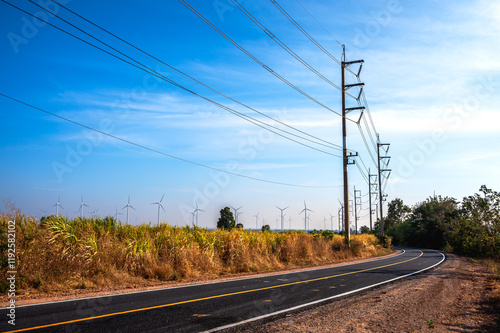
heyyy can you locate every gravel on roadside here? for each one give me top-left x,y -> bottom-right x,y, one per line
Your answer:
236,254 -> 499,333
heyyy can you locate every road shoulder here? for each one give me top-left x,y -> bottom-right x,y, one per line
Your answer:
237,254 -> 499,332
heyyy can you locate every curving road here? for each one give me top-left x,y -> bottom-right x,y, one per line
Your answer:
0,248 -> 444,333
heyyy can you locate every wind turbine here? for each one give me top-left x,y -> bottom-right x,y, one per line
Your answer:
122,196 -> 135,224
253,212 -> 260,230
236,210 -> 244,225
78,195 -> 89,218
193,203 -> 204,227
323,216 -> 328,230
288,216 -> 292,229
329,213 -> 335,231
151,194 -> 165,224
338,207 -> 343,232
53,195 -> 63,216
230,206 -> 242,224
276,206 -> 289,231
114,207 -> 122,220
91,209 -> 99,219
299,201 -> 313,232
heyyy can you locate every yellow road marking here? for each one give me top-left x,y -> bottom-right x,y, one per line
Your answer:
2,251 -> 423,333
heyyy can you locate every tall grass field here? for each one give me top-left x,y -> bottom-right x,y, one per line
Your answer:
1,209 -> 390,296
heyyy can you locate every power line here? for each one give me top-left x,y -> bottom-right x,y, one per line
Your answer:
362,113 -> 377,151
270,0 -> 341,65
229,0 -> 347,94
0,93 -> 343,189
293,0 -> 343,48
179,0 -> 357,123
356,154 -> 371,177
5,0 -> 344,158
356,120 -> 377,165
354,161 -> 369,185
46,0 -> 344,152
270,0 -> 356,77
355,74 -> 378,137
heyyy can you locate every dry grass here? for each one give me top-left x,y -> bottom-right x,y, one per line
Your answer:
483,258 -> 500,302
0,211 -> 390,296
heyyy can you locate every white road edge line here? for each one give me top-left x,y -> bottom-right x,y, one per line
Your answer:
204,249 -> 445,333
6,249 -> 406,309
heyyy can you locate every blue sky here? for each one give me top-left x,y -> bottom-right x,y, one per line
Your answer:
1,0 -> 499,230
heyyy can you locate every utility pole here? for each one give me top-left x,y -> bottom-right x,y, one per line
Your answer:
368,170 -> 378,232
341,45 -> 364,245
349,199 -> 354,234
354,187 -> 362,235
377,135 -> 391,235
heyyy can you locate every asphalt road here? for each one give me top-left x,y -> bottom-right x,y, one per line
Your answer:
0,248 -> 444,333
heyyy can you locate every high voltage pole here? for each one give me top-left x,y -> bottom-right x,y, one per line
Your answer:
377,135 -> 391,235
368,170 -> 378,232
341,45 -> 363,245
354,186 -> 362,235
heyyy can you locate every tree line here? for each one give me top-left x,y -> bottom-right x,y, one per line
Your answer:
376,186 -> 500,259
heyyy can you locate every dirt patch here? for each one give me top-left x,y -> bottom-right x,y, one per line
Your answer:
237,254 -> 499,332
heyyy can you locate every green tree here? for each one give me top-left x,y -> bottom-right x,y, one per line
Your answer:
217,207 -> 235,230
446,186 -> 500,258
408,196 -> 457,249
375,198 -> 411,235
261,224 -> 270,232
385,198 -> 411,230
360,225 -> 370,234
